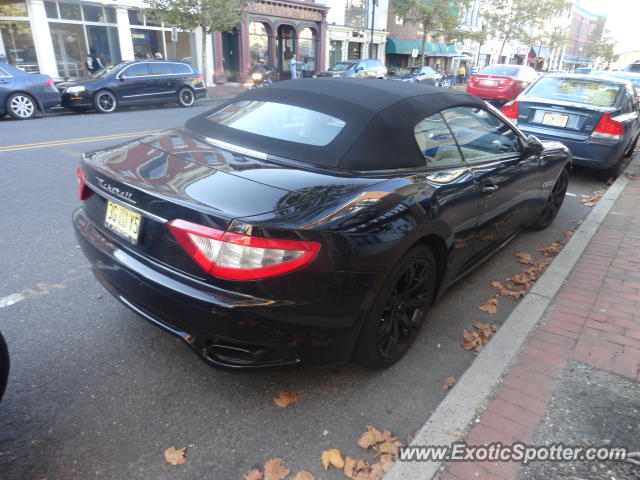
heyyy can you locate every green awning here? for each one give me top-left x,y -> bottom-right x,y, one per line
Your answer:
386,38 -> 459,56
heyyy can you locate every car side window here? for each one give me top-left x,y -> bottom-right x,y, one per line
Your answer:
172,63 -> 192,75
414,113 -> 464,166
149,62 -> 172,75
442,107 -> 522,162
123,63 -> 150,77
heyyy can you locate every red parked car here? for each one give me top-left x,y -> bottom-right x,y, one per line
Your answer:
466,64 -> 538,103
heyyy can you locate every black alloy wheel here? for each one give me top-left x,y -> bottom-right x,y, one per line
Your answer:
7,92 -> 36,120
531,168 -> 568,230
355,245 -> 437,368
94,90 -> 117,113
177,87 -> 195,107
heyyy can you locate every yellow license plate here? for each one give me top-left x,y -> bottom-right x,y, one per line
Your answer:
105,201 -> 142,243
542,112 -> 569,128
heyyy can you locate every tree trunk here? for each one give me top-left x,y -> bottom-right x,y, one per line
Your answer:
498,34 -> 509,62
201,26 -> 208,86
420,21 -> 428,67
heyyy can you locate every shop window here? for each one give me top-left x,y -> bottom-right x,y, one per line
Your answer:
59,3 -> 81,21
128,9 -> 143,26
0,1 -> 28,17
82,5 -> 104,23
297,28 -> 316,72
44,1 -> 59,19
86,25 -> 121,69
249,22 -> 269,65
163,30 -> 196,62
0,20 -> 39,72
105,7 -> 116,24
131,28 -> 165,59
329,40 -> 342,67
50,22 -> 85,78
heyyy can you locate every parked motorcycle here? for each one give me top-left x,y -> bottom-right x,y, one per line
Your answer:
250,63 -> 273,89
440,74 -> 453,88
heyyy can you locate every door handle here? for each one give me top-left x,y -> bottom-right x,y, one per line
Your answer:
481,185 -> 499,194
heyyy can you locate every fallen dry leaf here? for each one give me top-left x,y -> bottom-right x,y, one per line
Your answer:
244,469 -> 264,480
344,456 -> 357,478
378,453 -> 395,473
357,426 -> 380,449
449,431 -> 463,440
461,323 -> 498,352
321,448 -> 345,471
264,458 -> 290,480
478,297 -> 498,314
377,438 -> 401,457
290,470 -> 315,480
163,446 -> 186,466
272,391 -> 300,408
515,252 -> 534,264
581,190 -> 604,207
442,376 -> 456,390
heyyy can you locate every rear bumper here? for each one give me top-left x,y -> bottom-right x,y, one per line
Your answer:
466,85 -> 519,102
72,208 -> 375,369
519,125 -> 625,169
39,89 -> 61,110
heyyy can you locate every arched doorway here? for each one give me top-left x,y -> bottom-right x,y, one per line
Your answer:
248,21 -> 271,67
297,27 -> 317,77
277,24 -> 296,79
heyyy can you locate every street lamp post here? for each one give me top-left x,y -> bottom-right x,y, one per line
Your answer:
369,0 -> 377,59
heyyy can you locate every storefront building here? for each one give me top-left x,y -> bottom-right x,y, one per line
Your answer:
0,0 -> 196,80
324,0 -> 388,69
210,0 -> 328,84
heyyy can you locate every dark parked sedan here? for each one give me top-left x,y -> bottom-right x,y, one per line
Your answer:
501,74 -> 640,176
73,79 -> 570,370
390,66 -> 442,85
0,62 -> 60,120
59,59 -> 206,113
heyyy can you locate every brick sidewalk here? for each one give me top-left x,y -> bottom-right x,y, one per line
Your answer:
441,171 -> 640,480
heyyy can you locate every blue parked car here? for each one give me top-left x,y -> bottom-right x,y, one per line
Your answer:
0,62 -> 60,120
500,74 -> 640,177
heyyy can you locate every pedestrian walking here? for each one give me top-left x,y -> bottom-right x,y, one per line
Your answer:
457,64 -> 466,84
290,54 -> 298,80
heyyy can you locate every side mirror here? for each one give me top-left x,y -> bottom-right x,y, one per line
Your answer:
118,74 -> 126,81
524,135 -> 544,155
356,66 -> 364,72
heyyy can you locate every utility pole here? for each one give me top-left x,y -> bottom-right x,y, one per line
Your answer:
369,0 -> 377,59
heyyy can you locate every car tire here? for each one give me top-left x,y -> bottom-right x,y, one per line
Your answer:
354,245 -> 437,369
177,87 -> 196,107
441,79 -> 451,88
94,90 -> 117,114
0,332 -> 8,403
530,168 -> 568,231
6,92 -> 36,120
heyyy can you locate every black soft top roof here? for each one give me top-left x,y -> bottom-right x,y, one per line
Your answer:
185,77 -> 487,171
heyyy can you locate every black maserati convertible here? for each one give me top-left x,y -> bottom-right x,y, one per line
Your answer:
73,78 -> 571,369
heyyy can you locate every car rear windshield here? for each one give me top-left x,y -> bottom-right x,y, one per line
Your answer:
526,77 -> 622,107
208,101 -> 346,146
479,65 -> 520,76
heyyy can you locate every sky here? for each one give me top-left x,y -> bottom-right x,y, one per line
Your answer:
576,0 -> 640,54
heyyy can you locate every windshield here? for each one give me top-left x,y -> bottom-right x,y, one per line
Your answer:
208,101 -> 346,146
526,77 -> 622,107
480,65 -> 520,76
91,63 -> 125,79
329,62 -> 355,72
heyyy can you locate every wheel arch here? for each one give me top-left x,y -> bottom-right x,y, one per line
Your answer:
6,90 -> 42,111
413,233 -> 448,302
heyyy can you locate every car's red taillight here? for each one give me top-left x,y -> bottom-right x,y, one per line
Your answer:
45,77 -> 55,87
167,219 -> 321,280
500,101 -> 519,121
76,166 -> 93,200
592,113 -> 624,140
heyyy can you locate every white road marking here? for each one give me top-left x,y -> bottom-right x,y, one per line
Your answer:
566,192 -> 578,197
0,293 -> 26,308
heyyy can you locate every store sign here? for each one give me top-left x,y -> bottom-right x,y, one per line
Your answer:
131,31 -> 150,42
249,2 -> 323,21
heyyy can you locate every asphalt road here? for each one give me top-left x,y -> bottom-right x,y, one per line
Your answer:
0,103 -> 609,480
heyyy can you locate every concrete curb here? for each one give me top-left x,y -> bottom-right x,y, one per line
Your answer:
385,155 -> 639,480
